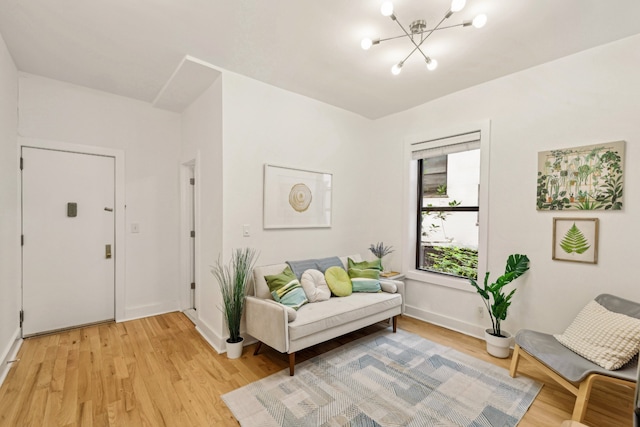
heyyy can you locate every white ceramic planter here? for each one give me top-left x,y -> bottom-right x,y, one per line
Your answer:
484,329 -> 512,358
226,337 -> 244,359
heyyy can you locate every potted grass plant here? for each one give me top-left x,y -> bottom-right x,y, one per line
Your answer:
469,254 -> 530,358
211,247 -> 258,359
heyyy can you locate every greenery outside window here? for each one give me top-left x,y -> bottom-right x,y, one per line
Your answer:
414,135 -> 480,280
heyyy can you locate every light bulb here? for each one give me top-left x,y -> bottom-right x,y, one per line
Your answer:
380,1 -> 394,17
450,0 -> 466,12
361,38 -> 373,50
426,58 -> 438,71
391,63 -> 402,75
472,14 -> 487,28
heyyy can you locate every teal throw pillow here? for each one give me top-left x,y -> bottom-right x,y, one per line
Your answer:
324,266 -> 352,297
348,258 -> 382,293
264,266 -> 308,310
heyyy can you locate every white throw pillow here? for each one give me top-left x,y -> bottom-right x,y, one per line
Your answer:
300,269 -> 331,302
554,300 -> 640,370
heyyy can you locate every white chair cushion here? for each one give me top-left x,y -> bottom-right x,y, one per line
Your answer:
300,269 -> 331,302
554,300 -> 640,370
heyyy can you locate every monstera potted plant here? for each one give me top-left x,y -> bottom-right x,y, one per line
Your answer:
211,248 -> 258,359
469,254 -> 530,358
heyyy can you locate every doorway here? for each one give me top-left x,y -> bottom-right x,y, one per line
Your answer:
181,160 -> 198,323
21,147 -> 116,336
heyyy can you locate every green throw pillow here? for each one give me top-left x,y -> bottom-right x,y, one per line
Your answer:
324,266 -> 352,297
264,266 -> 308,310
348,258 -> 382,293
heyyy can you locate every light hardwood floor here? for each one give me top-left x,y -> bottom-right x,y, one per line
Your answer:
0,312 -> 633,426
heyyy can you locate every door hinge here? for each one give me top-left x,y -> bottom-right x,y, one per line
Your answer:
19,157 -> 23,170
190,178 -> 195,185
191,282 -> 196,290
19,310 -> 24,327
21,235 -> 24,246
190,230 -> 195,238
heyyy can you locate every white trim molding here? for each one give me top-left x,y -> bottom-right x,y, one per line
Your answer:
402,120 -> 491,290
0,328 -> 22,387
18,137 -> 127,323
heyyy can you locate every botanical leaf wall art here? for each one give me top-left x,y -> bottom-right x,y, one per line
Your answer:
553,218 -> 599,264
559,223 -> 591,255
537,141 -> 624,210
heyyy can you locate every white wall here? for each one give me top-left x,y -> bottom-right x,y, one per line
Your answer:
8,29 -> 639,359
0,31 -> 20,383
374,34 -> 640,337
180,75 -> 225,347
221,72 -> 377,263
18,74 -> 183,320
183,71 -> 381,350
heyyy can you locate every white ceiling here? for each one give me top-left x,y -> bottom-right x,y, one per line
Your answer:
1,0 -> 639,119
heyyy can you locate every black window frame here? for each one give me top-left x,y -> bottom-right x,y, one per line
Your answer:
416,157 -> 480,275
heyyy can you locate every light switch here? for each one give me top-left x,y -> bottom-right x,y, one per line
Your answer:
243,224 -> 250,237
131,223 -> 140,233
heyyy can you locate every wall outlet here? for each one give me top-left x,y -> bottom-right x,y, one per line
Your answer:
477,306 -> 484,318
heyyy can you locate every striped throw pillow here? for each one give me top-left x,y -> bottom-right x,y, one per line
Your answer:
348,258 -> 382,293
264,266 -> 308,310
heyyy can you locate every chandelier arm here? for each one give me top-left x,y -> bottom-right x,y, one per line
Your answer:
412,13 -> 449,52
386,8 -> 455,63
377,22 -> 465,44
400,45 -> 421,64
391,15 -> 430,61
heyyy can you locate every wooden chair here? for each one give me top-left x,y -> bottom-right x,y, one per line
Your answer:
510,294 -> 639,423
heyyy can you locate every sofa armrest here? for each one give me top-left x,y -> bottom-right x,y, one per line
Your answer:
246,296 -> 289,353
380,279 -> 405,314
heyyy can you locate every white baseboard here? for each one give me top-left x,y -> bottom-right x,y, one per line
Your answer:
195,320 -> 225,354
404,304 -> 485,339
120,301 -> 181,323
0,328 -> 23,387
195,321 -> 258,355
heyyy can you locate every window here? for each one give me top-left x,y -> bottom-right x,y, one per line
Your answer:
422,155 -> 447,197
413,132 -> 480,280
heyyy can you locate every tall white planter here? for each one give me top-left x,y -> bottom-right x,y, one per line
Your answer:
484,329 -> 512,358
226,337 -> 244,359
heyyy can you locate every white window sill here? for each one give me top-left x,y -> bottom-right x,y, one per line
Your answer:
405,269 -> 475,293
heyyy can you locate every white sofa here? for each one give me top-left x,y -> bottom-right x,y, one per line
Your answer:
246,255 -> 404,375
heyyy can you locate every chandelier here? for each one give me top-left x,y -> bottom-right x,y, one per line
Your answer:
361,0 -> 487,75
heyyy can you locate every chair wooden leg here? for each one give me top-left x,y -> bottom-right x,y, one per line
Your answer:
253,341 -> 262,356
572,375 -> 596,422
392,316 -> 397,333
289,353 -> 296,376
509,344 -> 522,378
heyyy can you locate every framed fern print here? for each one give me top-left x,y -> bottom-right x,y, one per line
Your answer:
552,218 -> 599,264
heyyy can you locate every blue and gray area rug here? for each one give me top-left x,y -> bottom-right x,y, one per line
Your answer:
223,329 -> 541,426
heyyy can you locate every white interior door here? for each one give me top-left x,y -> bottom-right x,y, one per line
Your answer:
22,147 -> 115,336
188,165 -> 196,310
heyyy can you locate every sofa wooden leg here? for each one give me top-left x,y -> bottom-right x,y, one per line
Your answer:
392,316 -> 397,333
253,341 -> 262,356
509,344 -> 522,378
289,353 -> 296,376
